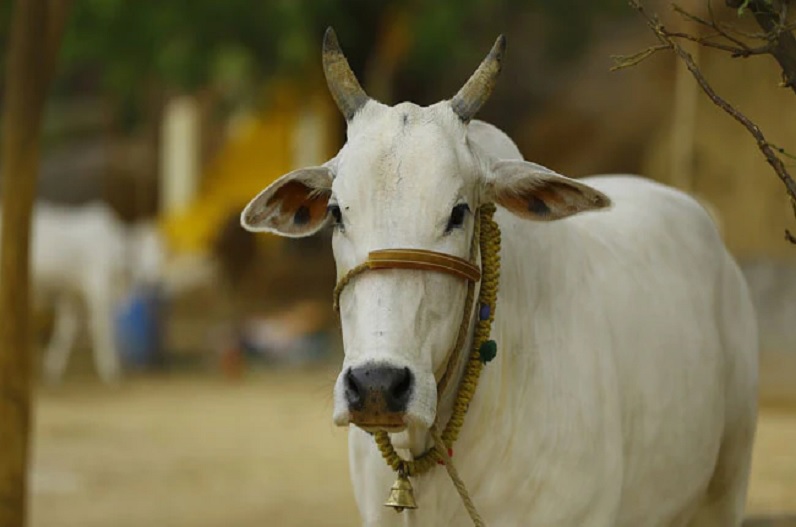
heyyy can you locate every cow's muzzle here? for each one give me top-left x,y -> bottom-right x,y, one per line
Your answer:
344,364 -> 413,431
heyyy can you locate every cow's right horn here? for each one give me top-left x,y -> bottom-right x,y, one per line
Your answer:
450,35 -> 506,123
322,27 -> 370,121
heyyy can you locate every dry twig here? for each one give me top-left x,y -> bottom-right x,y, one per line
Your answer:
618,0 -> 796,244
674,3 -> 751,47
611,44 -> 670,69
662,29 -> 772,55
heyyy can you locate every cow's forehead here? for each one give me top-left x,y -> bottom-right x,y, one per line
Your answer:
333,102 -> 479,207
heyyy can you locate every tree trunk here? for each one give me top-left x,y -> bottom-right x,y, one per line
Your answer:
0,1 -> 71,525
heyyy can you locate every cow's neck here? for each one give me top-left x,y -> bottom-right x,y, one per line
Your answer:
458,212 -> 571,434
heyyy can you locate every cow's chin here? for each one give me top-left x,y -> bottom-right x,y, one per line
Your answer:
356,422 -> 408,434
348,406 -> 407,432
332,408 -> 434,432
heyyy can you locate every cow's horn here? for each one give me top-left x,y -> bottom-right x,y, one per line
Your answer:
450,35 -> 506,123
322,27 -> 370,121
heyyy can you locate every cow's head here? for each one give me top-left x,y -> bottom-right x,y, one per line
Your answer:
241,29 -> 609,436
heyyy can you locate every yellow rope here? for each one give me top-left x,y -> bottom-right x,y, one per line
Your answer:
373,203 -> 501,477
430,426 -> 486,527
332,262 -> 369,312
435,210 -> 481,395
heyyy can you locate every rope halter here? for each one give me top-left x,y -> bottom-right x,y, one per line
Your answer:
332,204 -> 502,525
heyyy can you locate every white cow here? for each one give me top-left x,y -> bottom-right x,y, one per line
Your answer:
24,202 -> 128,384
241,30 -> 758,527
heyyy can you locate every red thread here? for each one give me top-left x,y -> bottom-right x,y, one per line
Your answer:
437,448 -> 454,465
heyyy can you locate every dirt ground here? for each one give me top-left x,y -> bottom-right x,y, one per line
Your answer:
30,355 -> 796,527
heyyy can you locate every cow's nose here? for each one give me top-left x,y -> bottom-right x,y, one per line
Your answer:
345,365 -> 413,413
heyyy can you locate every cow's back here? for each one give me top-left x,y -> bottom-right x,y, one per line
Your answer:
32,202 -> 127,293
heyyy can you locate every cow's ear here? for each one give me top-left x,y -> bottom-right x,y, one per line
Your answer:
241,166 -> 333,237
484,160 -> 611,221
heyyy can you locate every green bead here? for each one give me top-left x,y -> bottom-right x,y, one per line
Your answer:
479,340 -> 497,364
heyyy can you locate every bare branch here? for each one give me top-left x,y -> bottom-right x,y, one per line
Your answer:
664,29 -> 773,56
627,0 -> 796,244
611,44 -> 670,70
674,2 -> 758,48
675,3 -> 740,42
669,2 -> 787,59
672,2 -> 715,28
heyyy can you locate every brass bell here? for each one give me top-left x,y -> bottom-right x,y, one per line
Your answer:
384,471 -> 418,512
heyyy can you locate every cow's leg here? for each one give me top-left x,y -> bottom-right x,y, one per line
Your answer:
687,260 -> 758,527
43,295 -> 79,384
86,284 -> 121,384
685,431 -> 753,527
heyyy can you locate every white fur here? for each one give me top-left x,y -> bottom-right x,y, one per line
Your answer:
7,202 -> 127,383
243,106 -> 758,526
4,202 -> 163,384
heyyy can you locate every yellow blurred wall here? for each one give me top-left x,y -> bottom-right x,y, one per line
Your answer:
161,81 -> 339,255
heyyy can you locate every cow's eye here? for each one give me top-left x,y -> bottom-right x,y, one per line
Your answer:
446,203 -> 470,232
328,204 -> 343,228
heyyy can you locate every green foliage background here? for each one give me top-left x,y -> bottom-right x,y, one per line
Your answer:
0,0 -> 626,127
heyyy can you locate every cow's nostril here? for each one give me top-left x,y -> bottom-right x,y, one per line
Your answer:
344,369 -> 364,410
387,367 -> 412,411
345,364 -> 414,415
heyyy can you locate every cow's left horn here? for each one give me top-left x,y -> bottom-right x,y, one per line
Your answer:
322,27 -> 370,121
450,35 -> 506,123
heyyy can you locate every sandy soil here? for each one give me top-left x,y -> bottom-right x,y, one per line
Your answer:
30,360 -> 796,527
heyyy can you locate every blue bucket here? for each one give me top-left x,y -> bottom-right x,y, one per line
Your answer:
114,286 -> 163,369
